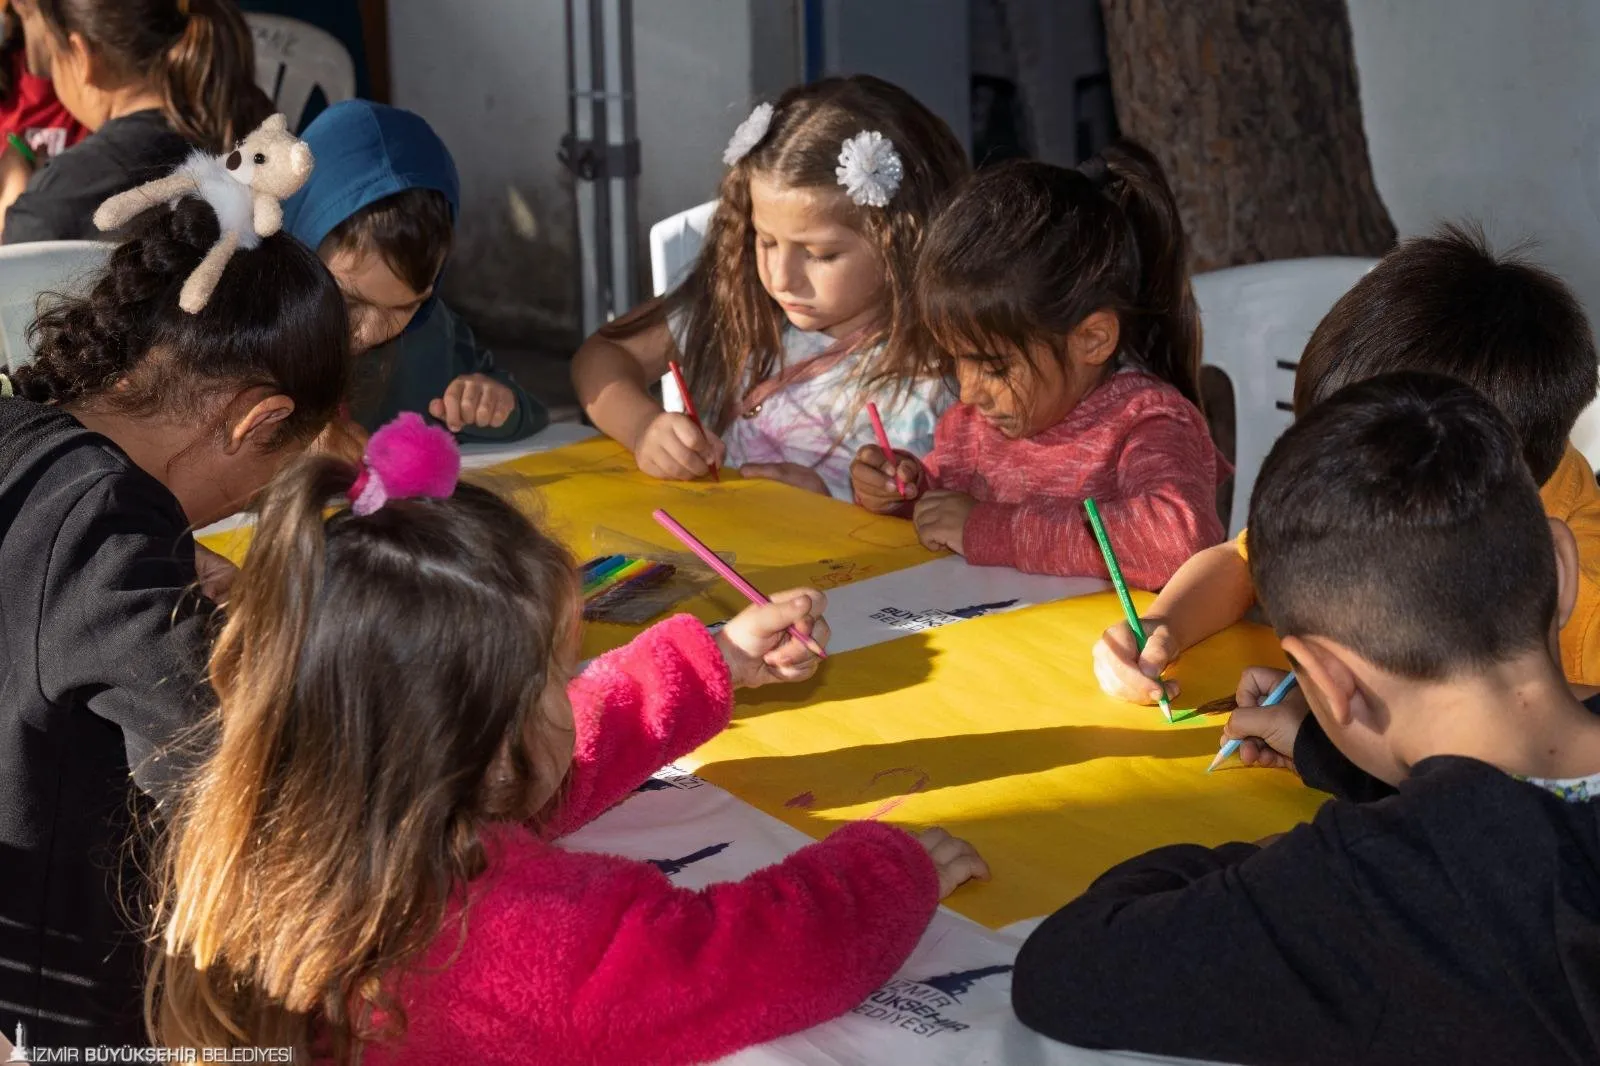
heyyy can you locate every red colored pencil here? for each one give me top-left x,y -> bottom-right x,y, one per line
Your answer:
653,508 -> 827,659
668,360 -> 719,482
866,402 -> 906,497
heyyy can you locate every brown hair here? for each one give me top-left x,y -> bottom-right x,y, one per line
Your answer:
605,74 -> 969,432
1293,223 -> 1598,485
31,0 -> 272,153
11,197 -> 348,449
320,187 -> 455,295
915,143 -> 1202,408
147,461 -> 577,1058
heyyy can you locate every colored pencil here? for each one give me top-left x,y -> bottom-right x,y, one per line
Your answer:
1083,498 -> 1173,721
652,508 -> 827,659
866,402 -> 906,497
668,360 -> 719,482
1206,672 -> 1300,773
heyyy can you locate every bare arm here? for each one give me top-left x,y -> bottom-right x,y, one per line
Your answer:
570,299 -> 676,450
1146,540 -> 1257,651
571,300 -> 723,480
1093,540 -> 1256,704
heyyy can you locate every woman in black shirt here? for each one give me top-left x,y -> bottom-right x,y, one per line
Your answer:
3,0 -> 271,242
0,196 -> 346,1048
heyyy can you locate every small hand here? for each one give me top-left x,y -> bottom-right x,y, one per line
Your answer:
632,410 -> 725,481
915,827 -> 991,898
850,443 -> 922,513
740,462 -> 830,496
429,373 -> 517,432
194,544 -> 238,604
715,588 -> 829,688
1223,667 -> 1311,771
1092,620 -> 1180,704
912,490 -> 976,555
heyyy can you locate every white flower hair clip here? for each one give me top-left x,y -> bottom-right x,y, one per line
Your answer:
722,103 -> 773,166
835,130 -> 903,208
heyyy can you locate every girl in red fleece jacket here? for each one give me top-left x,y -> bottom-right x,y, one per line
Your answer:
852,143 -> 1226,588
146,417 -> 988,1065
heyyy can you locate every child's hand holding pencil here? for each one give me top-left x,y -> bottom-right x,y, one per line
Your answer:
717,589 -> 831,687
1218,667 -> 1310,771
850,443 -> 923,513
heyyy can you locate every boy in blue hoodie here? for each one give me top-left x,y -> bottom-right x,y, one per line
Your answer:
283,100 -> 546,441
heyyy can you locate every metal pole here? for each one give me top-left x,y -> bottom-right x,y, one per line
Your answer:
601,0 -> 638,319
565,0 -> 603,338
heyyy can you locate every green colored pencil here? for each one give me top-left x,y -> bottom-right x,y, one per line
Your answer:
1084,498 -> 1173,722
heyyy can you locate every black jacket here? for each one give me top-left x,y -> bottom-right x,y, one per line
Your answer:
1013,698 -> 1600,1065
0,400 -> 213,1047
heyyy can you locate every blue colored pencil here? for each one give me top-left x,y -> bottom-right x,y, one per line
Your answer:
1207,671 -> 1299,773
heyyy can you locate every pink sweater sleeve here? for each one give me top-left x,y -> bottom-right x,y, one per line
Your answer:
566,820 -> 940,1063
961,404 -> 1225,587
547,614 -> 734,837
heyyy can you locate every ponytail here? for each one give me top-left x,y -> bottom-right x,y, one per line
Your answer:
916,141 -> 1203,410
155,0 -> 273,153
35,0 -> 272,155
1097,141 -> 1202,408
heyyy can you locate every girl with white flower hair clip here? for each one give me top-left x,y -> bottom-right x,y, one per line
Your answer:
573,75 -> 967,499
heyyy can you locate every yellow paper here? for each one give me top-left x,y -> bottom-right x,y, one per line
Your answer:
684,590 -> 1326,929
201,438 -> 938,658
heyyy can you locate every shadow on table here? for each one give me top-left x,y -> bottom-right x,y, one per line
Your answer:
700,721 -> 1222,810
733,631 -> 940,714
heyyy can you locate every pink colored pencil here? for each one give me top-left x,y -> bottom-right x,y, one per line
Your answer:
866,402 -> 906,497
668,360 -> 719,482
652,508 -> 827,659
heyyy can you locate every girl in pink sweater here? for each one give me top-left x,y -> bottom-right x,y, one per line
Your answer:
851,143 -> 1226,588
146,416 -> 988,1064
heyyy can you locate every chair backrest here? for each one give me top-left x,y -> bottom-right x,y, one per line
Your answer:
245,13 -> 356,132
649,200 -> 717,413
1194,256 -> 1377,536
0,241 -> 111,370
1572,400 -> 1600,472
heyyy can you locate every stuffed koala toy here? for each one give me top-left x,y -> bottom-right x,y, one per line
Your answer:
94,114 -> 315,313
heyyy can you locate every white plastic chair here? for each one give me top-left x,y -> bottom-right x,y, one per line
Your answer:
0,240 -> 111,370
1571,401 -> 1600,471
648,200 -> 717,412
245,13 -> 357,132
1194,256 -> 1378,536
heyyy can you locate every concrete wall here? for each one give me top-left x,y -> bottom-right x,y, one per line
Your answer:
1348,0 -> 1600,325
387,0 -> 800,348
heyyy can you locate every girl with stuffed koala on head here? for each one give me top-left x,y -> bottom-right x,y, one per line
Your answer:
572,75 -> 968,499
0,132 -> 347,1047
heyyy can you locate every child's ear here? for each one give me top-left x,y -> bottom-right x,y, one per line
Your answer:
70,31 -> 106,90
1550,517 -> 1580,631
1069,309 -> 1120,368
1282,634 -> 1361,730
226,393 -> 296,454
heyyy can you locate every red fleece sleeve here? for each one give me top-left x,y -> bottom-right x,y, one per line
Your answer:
960,406 -> 1224,586
566,820 -> 940,1064
548,614 -> 733,836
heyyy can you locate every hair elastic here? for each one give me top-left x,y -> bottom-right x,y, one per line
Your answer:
1077,155 -> 1112,190
348,412 -> 461,516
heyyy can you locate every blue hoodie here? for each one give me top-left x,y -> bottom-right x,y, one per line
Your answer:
285,100 -> 545,441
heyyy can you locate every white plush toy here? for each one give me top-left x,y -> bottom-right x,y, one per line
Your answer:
93,114 -> 314,314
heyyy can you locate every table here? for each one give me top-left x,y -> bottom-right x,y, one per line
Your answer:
200,434 -> 1321,1066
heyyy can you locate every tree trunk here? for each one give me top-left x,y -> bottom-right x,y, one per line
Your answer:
1100,0 -> 1396,271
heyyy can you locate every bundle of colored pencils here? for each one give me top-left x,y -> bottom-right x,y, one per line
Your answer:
581,554 -> 676,620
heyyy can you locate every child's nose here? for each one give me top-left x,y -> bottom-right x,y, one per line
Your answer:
767,249 -> 799,295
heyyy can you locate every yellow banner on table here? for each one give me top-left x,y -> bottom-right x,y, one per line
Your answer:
201,438 -> 939,658
684,590 -> 1326,929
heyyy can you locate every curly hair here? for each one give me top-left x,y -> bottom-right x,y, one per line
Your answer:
10,197 -> 349,447
603,75 -> 969,432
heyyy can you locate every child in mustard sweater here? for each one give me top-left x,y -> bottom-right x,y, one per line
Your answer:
1094,225 -> 1600,702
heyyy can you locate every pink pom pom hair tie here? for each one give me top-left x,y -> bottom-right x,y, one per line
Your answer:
348,412 -> 461,516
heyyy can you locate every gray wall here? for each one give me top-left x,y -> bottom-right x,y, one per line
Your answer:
388,0 -> 801,346
1349,0 -> 1600,326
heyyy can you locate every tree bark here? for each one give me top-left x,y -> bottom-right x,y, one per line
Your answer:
1101,0 -> 1396,271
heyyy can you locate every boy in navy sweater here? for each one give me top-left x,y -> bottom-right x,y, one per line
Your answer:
1013,371 -> 1600,1066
